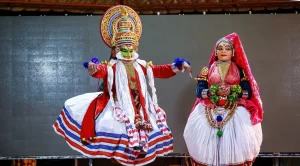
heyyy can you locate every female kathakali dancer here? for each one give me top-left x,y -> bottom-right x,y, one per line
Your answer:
184,33 -> 263,166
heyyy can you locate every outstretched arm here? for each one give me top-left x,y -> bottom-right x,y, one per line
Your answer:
83,57 -> 108,78
151,64 -> 176,78
90,63 -> 108,78
150,58 -> 192,79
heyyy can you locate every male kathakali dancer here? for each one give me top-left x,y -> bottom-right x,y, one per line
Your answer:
53,5 -> 192,166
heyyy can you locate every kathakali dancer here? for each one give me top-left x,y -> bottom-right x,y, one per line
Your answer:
184,33 -> 263,166
53,5 -> 192,166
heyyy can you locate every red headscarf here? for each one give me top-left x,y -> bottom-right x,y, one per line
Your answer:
208,32 -> 263,125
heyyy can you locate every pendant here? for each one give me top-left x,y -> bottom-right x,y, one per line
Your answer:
216,115 -> 223,122
131,76 -> 136,82
217,130 -> 223,137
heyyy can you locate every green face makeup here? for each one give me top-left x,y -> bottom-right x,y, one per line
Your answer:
120,45 -> 134,59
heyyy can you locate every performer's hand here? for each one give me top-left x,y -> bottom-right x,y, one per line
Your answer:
217,86 -> 230,97
223,88 -> 230,96
182,61 -> 192,78
88,62 -> 98,75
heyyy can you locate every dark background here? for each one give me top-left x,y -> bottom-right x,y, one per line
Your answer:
0,15 -> 300,156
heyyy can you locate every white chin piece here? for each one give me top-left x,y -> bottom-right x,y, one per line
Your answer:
116,51 -> 139,60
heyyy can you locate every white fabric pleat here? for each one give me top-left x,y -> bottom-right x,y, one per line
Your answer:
184,104 -> 262,166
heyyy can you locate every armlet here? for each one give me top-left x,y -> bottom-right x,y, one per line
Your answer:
195,66 -> 209,82
194,76 -> 208,82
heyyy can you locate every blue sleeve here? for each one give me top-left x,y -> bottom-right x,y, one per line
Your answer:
196,65 -> 210,99
196,80 -> 209,98
237,66 -> 252,99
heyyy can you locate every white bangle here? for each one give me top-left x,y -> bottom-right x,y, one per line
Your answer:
242,90 -> 249,99
201,89 -> 209,99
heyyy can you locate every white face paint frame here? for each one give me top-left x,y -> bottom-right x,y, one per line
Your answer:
116,51 -> 139,60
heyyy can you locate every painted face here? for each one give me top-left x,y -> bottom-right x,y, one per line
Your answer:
120,45 -> 134,59
216,41 -> 233,62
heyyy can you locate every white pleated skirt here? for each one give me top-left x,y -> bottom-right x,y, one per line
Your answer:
183,103 -> 262,166
53,92 -> 173,166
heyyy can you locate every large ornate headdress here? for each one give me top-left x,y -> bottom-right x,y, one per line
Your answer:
100,5 -> 142,50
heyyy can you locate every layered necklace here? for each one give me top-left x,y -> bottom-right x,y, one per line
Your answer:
205,103 -> 237,137
206,60 -> 237,137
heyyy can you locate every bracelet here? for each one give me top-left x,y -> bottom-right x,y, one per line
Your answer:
201,89 -> 209,99
242,90 -> 249,99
